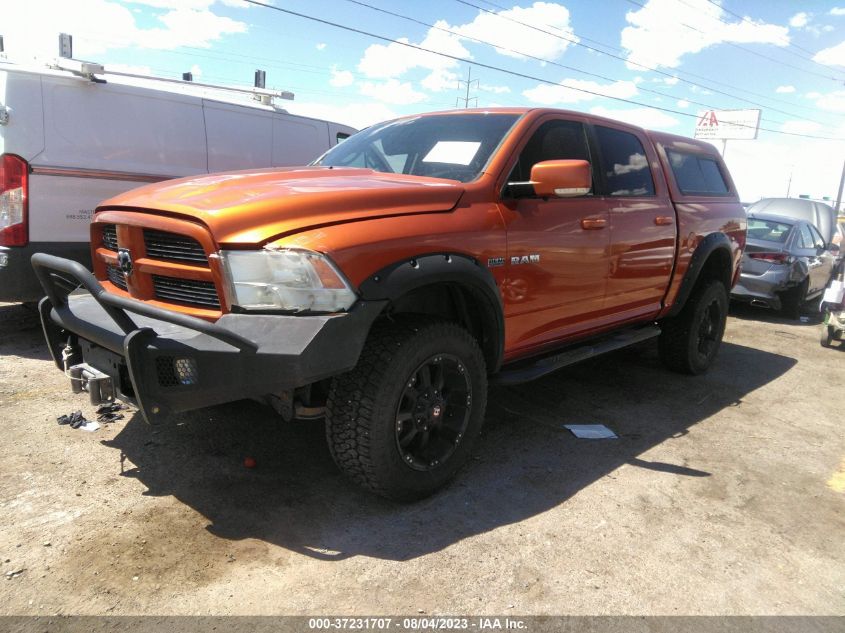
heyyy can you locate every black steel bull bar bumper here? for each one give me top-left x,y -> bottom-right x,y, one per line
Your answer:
32,253 -> 385,424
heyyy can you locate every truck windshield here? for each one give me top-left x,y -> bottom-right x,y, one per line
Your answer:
313,113 -> 520,183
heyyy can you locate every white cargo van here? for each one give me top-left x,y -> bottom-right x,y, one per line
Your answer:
0,60 -> 356,302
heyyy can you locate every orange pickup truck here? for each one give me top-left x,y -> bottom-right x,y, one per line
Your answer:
33,108 -> 746,500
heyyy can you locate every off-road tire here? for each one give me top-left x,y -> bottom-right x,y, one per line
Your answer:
659,280 -> 728,375
325,318 -> 487,501
780,277 -> 808,320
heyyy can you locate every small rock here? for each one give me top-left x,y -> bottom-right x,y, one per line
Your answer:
132,576 -> 139,581
43,541 -> 51,547
417,609 -> 425,614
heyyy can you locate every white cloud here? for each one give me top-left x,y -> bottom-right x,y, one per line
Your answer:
775,85 -> 796,93
359,79 -> 427,105
814,40 -> 845,66
780,120 -> 822,135
479,83 -> 511,94
357,21 -> 469,79
285,101 -> 399,131
621,0 -> 789,69
316,43 -> 327,51
589,106 -> 680,129
455,2 -> 579,61
676,99 -> 690,108
523,78 -> 638,105
420,69 -> 459,92
190,63 -> 202,79
789,12 -> 809,28
830,7 -> 845,16
1,0 -> 247,61
814,90 -> 845,113
329,67 -> 354,88
663,76 -> 680,85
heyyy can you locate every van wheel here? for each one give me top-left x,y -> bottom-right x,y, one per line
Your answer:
780,277 -> 808,320
325,318 -> 487,501
659,280 -> 728,375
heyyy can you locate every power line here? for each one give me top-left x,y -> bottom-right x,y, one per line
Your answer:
240,0 -> 844,140
701,0 -> 845,71
466,0 -> 841,114
623,0 -> 844,83
456,0 -> 842,124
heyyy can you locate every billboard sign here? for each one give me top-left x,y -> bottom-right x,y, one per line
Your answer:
694,109 -> 761,140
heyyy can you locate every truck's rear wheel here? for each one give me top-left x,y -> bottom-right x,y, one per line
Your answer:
326,318 -> 487,501
659,280 -> 728,375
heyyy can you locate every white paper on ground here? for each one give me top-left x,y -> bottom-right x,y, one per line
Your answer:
80,421 -> 101,432
422,141 -> 481,165
564,424 -> 618,439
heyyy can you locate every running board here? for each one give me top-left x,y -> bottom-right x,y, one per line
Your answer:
493,325 -> 661,386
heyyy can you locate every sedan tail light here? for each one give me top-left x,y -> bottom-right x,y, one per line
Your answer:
0,154 -> 29,247
748,252 -> 790,264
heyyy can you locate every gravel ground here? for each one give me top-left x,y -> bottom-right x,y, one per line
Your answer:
0,301 -> 842,616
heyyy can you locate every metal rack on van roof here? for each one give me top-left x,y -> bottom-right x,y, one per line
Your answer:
1,31 -> 295,108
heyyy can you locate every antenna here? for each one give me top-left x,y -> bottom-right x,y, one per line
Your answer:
456,66 -> 479,108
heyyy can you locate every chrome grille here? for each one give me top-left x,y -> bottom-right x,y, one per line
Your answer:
106,264 -> 127,291
144,230 -> 207,265
102,225 -> 118,251
152,275 -> 220,309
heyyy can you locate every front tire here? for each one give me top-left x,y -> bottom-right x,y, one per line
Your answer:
326,318 -> 488,501
659,280 -> 728,375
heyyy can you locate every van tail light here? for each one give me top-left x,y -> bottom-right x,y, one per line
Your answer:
0,154 -> 29,247
749,252 -> 789,264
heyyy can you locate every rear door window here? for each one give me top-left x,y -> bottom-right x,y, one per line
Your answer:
808,224 -> 826,249
666,150 -> 730,195
594,126 -> 655,196
798,224 -> 816,250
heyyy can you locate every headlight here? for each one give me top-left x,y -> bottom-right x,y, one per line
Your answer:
220,248 -> 357,312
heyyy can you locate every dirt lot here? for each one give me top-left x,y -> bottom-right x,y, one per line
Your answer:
0,301 -> 842,616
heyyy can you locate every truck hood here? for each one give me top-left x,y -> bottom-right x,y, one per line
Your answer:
97,167 -> 466,244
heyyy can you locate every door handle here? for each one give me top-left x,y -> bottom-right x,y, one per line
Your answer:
581,217 -> 607,230
654,216 -> 674,226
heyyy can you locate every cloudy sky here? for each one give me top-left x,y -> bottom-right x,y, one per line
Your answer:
3,0 -> 845,203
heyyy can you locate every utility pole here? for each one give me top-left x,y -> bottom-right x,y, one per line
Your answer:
456,66 -> 479,109
835,158 -> 845,215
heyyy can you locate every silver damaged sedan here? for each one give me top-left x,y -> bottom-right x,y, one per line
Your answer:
731,213 -> 839,318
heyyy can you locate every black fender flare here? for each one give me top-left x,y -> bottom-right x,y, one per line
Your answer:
358,253 -> 505,371
667,232 -> 734,317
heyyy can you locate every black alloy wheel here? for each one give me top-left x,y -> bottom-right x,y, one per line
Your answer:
395,354 -> 472,471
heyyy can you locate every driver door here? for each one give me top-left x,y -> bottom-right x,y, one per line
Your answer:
498,117 -> 611,356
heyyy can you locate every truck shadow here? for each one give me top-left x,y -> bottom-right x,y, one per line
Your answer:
103,340 -> 795,562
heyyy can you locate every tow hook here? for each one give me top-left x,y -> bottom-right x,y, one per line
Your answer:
68,364 -> 115,405
63,342 -> 114,405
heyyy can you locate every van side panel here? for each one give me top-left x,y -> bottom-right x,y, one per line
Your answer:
38,77 -> 207,176
0,70 -> 45,160
272,115 -> 332,166
204,101 -> 273,172
28,174 -> 166,243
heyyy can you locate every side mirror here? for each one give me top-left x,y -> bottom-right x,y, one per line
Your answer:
530,159 -> 591,198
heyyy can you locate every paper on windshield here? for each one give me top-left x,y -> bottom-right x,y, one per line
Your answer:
422,141 -> 481,166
